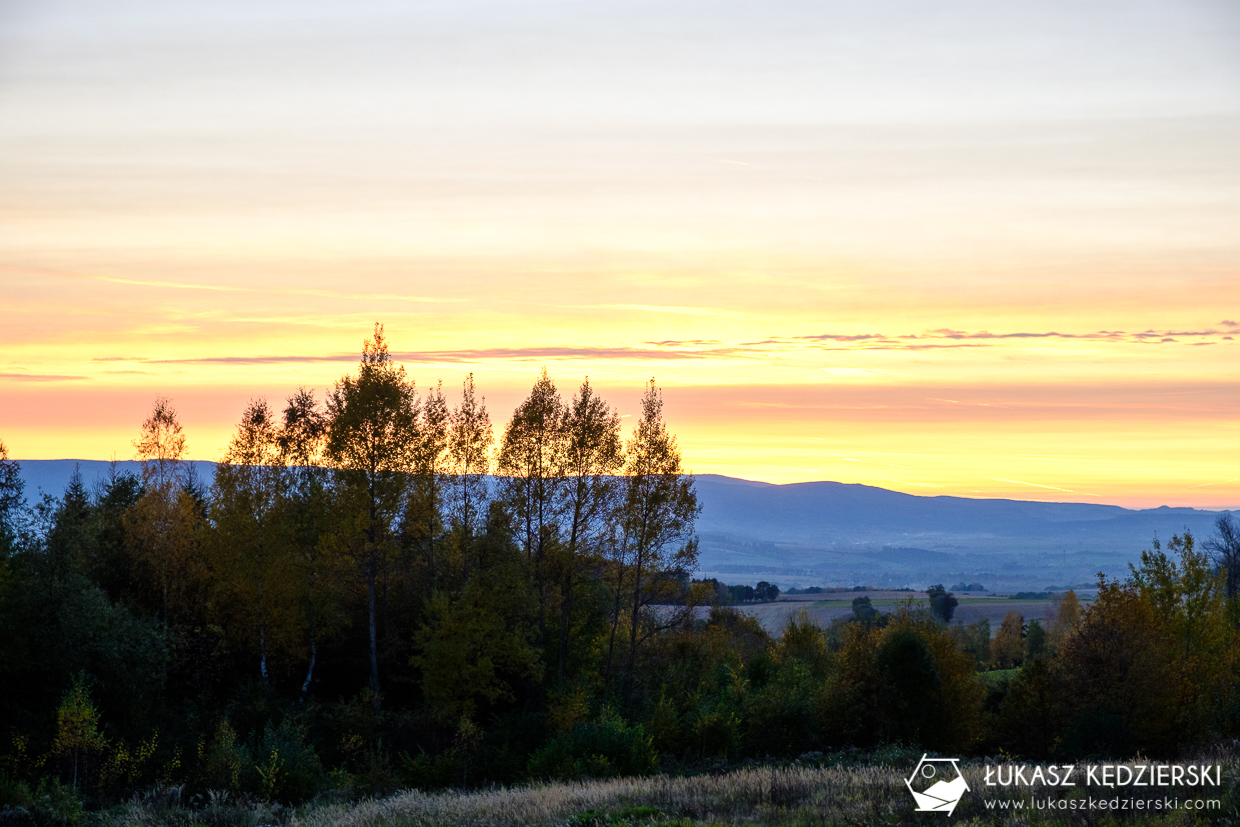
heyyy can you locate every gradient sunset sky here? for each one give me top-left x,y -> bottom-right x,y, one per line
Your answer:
2,0 -> 1238,508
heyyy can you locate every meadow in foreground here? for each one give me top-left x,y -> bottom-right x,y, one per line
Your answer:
86,748 -> 1239,827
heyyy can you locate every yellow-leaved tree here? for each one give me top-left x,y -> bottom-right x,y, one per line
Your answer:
52,674 -> 106,790
325,324 -> 419,705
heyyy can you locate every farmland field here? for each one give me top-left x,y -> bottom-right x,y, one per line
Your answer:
723,591 -> 1093,636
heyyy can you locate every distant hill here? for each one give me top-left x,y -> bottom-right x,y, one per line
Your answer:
13,461 -> 1230,591
693,474 -> 1218,550
15,459 -> 213,499
692,474 -> 1228,591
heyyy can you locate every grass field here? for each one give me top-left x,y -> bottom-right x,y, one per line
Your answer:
82,746 -> 1239,826
270,752 -> 1238,827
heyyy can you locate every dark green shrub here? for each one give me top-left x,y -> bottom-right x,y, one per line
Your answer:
528,710 -> 657,780
0,773 -> 32,811
242,720 -> 325,803
196,722 -> 243,794
27,778 -> 83,827
743,661 -> 819,757
0,807 -> 34,827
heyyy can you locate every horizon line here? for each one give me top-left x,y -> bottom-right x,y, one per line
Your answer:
11,457 -> 1237,513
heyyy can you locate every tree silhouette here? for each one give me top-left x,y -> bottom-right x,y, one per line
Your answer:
326,323 -> 420,705
926,584 -> 958,623
556,378 -> 622,686
498,368 -> 567,676
211,398 -> 294,686
0,439 -> 24,562
447,373 -> 493,544
1204,513 -> 1240,613
617,380 -> 699,695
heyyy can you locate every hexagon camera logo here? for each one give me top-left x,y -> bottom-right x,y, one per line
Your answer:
905,754 -> 969,815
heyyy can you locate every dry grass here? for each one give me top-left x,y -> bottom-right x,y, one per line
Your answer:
289,757 -> 1240,827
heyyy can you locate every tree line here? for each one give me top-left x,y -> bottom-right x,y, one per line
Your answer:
0,325 -> 702,808
1,324 -> 1239,816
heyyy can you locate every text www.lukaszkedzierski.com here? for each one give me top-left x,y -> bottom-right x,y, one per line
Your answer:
985,798 -> 1220,811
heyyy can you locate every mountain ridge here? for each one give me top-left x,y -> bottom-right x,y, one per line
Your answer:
13,460 -> 1230,590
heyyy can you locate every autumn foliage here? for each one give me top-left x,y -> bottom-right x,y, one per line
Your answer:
1,327 -> 1239,815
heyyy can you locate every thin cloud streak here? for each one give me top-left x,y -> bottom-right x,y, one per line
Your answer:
96,346 -> 752,365
569,303 -> 744,318
82,322 -> 1238,368
1,264 -> 462,304
781,325 -> 1240,347
992,478 -> 1075,493
0,373 -> 89,382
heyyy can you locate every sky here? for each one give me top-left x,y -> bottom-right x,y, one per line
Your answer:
1,0 -> 1238,508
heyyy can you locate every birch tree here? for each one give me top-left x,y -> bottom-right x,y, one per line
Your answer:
211,398 -> 294,686
126,399 -> 203,622
617,380 -> 699,695
405,381 -> 449,591
325,324 -> 419,704
278,388 -> 333,701
497,369 -> 566,662
447,373 -> 493,545
556,378 -> 622,686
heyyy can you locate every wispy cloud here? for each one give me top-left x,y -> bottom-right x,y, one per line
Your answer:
645,339 -> 724,346
992,478 -> 1075,493
1,264 -> 461,304
0,372 -> 88,381
575,303 -> 737,318
86,276 -> 243,293
87,322 -> 1237,368
95,345 -> 751,366
1188,478 -> 1240,489
775,325 -> 1240,350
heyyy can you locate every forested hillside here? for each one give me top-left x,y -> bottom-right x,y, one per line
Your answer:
1,325 -> 1239,821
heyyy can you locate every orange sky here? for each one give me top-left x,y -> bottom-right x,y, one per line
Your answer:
1,0 -> 1237,508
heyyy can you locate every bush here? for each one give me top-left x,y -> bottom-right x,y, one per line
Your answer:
528,711 -> 657,781
0,773 -> 32,812
196,723 -> 243,794
26,778 -> 83,827
743,661 -> 818,757
0,807 -> 34,827
242,720 -> 325,804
